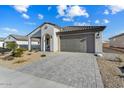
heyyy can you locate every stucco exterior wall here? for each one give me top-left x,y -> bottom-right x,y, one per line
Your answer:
40,24 -> 60,52
94,31 -> 103,53
109,35 -> 124,48
53,27 -> 60,52
0,41 -> 4,47
16,41 -> 38,45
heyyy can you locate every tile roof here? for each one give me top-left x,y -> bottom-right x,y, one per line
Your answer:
10,34 -> 39,41
57,26 -> 106,35
27,22 -> 106,36
62,26 -> 106,32
0,38 -> 5,41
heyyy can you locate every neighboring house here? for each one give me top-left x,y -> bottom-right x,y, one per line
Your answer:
109,33 -> 124,48
103,41 -> 110,48
28,22 -> 106,53
0,38 -> 4,47
4,34 -> 40,49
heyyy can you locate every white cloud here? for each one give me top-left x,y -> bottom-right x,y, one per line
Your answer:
67,6 -> 89,18
103,19 -> 110,24
1,27 -> 18,37
2,27 -> 18,33
110,5 -> 124,14
107,5 -> 124,14
104,9 -> 109,15
56,5 -> 89,21
57,5 -> 67,16
62,18 -> 73,22
25,22 -> 36,25
38,14 -> 44,20
74,22 -> 90,26
13,5 -> 30,13
13,5 -> 30,19
22,13 -> 30,19
95,19 -> 100,24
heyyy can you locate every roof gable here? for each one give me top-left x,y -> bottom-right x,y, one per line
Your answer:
27,22 -> 61,36
5,34 -> 39,42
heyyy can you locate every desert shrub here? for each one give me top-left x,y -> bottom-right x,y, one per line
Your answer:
6,42 -> 18,51
13,59 -> 26,64
20,48 -> 27,51
2,56 -> 14,61
116,57 -> 123,62
12,48 -> 24,57
27,53 -> 31,55
108,57 -> 123,62
41,54 -> 46,57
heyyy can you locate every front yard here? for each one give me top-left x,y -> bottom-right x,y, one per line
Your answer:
97,47 -> 124,87
0,50 -> 42,69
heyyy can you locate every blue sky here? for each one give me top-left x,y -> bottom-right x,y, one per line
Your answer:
0,5 -> 124,40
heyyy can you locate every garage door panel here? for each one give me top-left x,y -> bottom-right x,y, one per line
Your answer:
61,39 -> 86,52
60,34 -> 95,53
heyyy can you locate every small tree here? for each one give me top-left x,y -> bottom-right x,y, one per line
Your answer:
6,42 -> 18,52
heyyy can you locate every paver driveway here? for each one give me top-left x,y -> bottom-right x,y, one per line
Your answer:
18,52 -> 103,88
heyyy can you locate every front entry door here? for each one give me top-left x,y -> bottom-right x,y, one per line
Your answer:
45,34 -> 50,51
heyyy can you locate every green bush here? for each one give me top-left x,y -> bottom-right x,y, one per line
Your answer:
12,48 -> 24,57
6,42 -> 18,51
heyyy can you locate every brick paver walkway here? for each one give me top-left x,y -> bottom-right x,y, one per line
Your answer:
18,52 -> 103,88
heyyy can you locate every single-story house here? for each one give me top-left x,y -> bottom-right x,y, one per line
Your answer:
27,22 -> 106,53
4,34 -> 40,49
0,38 -> 4,47
109,33 -> 124,48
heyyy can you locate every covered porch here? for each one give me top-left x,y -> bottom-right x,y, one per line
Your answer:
28,26 -> 60,52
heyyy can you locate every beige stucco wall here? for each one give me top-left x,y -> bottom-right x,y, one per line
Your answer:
40,24 -> 60,52
94,31 -> 103,53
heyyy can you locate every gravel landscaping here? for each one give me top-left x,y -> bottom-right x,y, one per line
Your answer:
97,52 -> 124,88
0,51 -> 44,69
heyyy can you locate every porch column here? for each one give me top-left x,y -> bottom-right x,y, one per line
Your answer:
43,35 -> 45,52
58,35 -> 60,52
50,36 -> 52,51
40,37 -> 42,51
28,36 -> 31,51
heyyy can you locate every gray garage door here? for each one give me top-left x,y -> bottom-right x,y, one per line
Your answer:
60,38 -> 87,52
60,34 -> 95,53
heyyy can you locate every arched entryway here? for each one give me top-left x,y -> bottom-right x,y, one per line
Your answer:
45,34 -> 51,51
